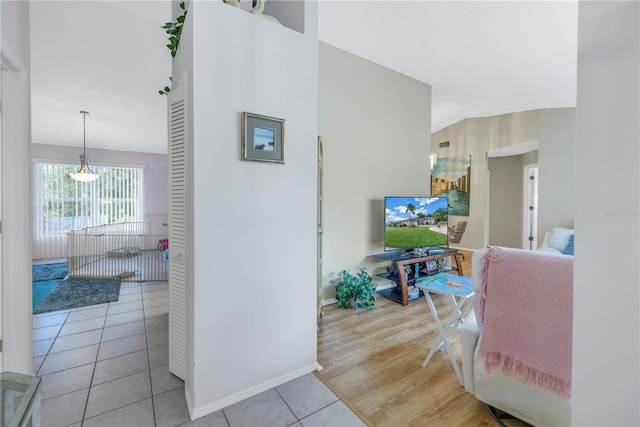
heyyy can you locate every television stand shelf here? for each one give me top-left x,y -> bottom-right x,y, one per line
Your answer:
372,248 -> 464,306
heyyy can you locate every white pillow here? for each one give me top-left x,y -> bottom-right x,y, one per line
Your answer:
549,227 -> 574,251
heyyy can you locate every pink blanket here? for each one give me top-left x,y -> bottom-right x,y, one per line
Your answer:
476,246 -> 572,399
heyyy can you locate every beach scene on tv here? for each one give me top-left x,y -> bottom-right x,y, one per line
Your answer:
385,197 -> 449,250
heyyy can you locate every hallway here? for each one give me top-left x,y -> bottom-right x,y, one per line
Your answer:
33,280 -> 364,426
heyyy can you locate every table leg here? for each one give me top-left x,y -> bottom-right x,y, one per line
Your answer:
422,292 -> 474,386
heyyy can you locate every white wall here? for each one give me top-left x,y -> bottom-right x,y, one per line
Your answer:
573,1 -> 639,425
432,108 -> 575,249
319,42 -> 431,301
1,0 -> 33,374
175,1 -> 319,418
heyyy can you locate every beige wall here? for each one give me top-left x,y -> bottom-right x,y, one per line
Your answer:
432,108 -> 575,249
319,42 -> 431,300
537,109 -> 576,239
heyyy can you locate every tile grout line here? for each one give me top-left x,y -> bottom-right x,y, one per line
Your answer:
34,281 -> 170,425
142,282 -> 159,427
79,300 -> 108,425
79,282 -> 150,425
34,311 -> 70,376
273,387 -> 302,424
274,383 -> 343,426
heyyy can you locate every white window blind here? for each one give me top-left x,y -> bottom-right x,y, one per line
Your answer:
33,162 -> 144,259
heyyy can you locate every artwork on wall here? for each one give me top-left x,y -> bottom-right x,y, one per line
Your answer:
430,155 -> 471,216
242,112 -> 285,163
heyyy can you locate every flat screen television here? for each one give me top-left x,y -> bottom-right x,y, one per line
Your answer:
384,196 -> 449,251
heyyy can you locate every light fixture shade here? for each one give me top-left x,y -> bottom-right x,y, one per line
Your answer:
69,171 -> 99,182
70,111 -> 99,182
69,160 -> 99,182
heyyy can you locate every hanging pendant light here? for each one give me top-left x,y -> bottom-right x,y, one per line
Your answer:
69,110 -> 99,182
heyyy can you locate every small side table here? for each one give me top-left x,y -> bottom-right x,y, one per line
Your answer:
417,273 -> 474,386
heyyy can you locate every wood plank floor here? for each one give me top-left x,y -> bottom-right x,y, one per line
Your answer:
316,250 -> 529,427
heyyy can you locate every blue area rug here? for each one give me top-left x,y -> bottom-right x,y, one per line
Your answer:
33,279 -> 62,310
33,262 -> 69,311
32,262 -> 68,282
33,279 -> 121,315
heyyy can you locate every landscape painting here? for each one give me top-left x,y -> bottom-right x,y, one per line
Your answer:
253,127 -> 275,151
431,155 -> 471,216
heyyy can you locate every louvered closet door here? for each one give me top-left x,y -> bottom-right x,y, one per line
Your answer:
168,86 -> 187,381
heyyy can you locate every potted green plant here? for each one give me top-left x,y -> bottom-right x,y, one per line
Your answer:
335,267 -> 376,310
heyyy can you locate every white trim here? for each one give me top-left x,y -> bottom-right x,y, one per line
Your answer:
189,363 -> 321,420
31,157 -> 147,170
323,297 -> 337,306
522,163 -> 539,250
487,139 -> 538,158
184,386 -> 195,422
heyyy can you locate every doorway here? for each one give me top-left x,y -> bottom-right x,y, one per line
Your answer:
486,140 -> 539,248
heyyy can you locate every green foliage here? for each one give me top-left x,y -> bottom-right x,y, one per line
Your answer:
335,267 -> 376,310
159,2 -> 187,95
385,227 -> 445,249
162,1 -> 187,58
158,77 -> 172,96
433,208 -> 448,223
405,203 -> 416,217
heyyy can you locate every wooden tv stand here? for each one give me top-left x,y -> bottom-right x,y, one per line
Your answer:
372,248 -> 464,306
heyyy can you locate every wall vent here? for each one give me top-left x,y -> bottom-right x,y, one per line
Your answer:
439,141 -> 450,148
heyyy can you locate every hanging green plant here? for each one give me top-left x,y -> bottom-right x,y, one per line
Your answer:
158,77 -> 173,96
159,1 -> 188,95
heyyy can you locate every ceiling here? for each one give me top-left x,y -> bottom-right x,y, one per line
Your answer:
29,1 -> 578,155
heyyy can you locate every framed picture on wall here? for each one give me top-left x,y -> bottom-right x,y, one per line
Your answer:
430,154 -> 471,216
241,112 -> 285,163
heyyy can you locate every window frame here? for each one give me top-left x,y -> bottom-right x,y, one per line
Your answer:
34,160 -> 145,238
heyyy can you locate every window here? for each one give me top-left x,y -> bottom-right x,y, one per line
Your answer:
35,162 -> 143,238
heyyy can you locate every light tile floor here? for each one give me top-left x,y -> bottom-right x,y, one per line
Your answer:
33,281 -> 364,427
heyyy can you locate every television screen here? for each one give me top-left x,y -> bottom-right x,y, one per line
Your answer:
384,196 -> 449,251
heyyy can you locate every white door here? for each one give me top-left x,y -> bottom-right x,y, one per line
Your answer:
167,85 -> 187,381
523,164 -> 539,249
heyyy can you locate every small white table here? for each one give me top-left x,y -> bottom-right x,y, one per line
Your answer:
417,273 -> 474,386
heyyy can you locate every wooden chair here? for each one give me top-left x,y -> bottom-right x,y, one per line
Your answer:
448,221 -> 467,244
448,221 -> 467,259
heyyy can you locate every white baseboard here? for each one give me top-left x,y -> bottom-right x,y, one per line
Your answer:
322,282 -> 395,307
448,246 -> 480,252
185,383 -> 195,420
189,362 -> 321,421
